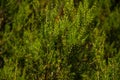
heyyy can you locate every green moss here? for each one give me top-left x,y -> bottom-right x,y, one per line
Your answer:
0,0 -> 120,80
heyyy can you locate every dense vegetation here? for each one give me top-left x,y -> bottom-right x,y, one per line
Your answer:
0,0 -> 120,80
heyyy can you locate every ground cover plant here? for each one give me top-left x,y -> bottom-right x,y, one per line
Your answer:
0,0 -> 120,80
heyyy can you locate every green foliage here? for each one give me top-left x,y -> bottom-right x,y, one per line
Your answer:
0,0 -> 120,80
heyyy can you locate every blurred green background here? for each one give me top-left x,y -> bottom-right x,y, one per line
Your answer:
0,0 -> 120,80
